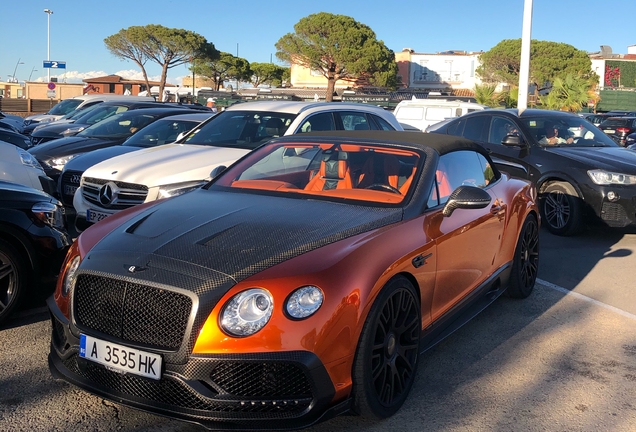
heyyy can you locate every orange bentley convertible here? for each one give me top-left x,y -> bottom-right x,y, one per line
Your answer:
48,130 -> 539,430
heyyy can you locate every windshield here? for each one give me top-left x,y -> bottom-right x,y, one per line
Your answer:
48,98 -> 83,116
182,110 -> 297,149
77,112 -> 158,139
123,118 -> 200,148
75,104 -> 130,125
210,141 -> 422,205
523,115 -> 618,147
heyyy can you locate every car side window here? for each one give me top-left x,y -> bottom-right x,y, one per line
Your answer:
488,117 -> 519,145
446,118 -> 465,136
428,150 -> 492,208
298,113 -> 336,133
337,112 -> 370,130
462,116 -> 489,142
371,114 -> 395,130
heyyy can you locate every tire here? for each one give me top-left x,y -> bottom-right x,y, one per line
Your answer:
507,214 -> 540,299
0,239 -> 28,325
352,276 -> 421,419
540,182 -> 585,236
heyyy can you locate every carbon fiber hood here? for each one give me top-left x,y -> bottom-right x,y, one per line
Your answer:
81,188 -> 403,294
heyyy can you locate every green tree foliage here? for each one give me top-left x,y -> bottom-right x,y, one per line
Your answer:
476,39 -> 596,89
474,83 -> 501,107
191,52 -> 251,91
275,13 -> 397,101
250,63 -> 289,88
104,25 -> 216,98
539,74 -> 591,112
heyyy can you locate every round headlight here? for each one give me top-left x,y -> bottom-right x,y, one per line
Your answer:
62,256 -> 81,297
220,289 -> 273,336
286,286 -> 324,319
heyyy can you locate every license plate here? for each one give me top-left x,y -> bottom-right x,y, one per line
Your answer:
64,185 -> 78,196
87,208 -> 111,223
604,129 -> 615,134
79,334 -> 162,380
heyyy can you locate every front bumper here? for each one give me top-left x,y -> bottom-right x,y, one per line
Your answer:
48,297 -> 346,430
583,184 -> 636,228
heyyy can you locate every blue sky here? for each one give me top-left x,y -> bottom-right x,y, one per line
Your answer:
1,0 -> 634,86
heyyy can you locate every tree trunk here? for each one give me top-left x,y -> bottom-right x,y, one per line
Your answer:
325,76 -> 336,102
135,60 -> 152,100
159,62 -> 170,101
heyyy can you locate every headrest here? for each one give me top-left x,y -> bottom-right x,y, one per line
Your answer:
320,151 -> 348,180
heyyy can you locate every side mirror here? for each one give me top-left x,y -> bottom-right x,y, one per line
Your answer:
209,165 -> 227,180
501,134 -> 524,147
442,185 -> 492,217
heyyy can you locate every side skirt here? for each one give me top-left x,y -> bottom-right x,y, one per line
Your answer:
419,261 -> 512,354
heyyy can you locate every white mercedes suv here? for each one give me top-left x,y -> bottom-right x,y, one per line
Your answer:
73,101 -> 403,230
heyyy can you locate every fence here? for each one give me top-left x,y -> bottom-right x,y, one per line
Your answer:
0,99 -> 59,115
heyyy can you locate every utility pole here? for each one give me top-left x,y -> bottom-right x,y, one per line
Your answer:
44,9 -> 53,82
518,0 -> 533,113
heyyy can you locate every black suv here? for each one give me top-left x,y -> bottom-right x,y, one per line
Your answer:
430,109 -> 636,235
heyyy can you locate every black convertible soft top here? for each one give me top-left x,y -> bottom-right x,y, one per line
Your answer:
276,129 -> 487,157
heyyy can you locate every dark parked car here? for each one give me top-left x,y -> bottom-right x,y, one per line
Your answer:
29,101 -> 206,146
430,109 -> 636,235
48,130 -> 539,430
29,101 -> 160,145
0,129 -> 32,150
597,116 -> 636,146
0,180 -> 71,324
0,110 -> 25,133
58,112 -> 214,207
28,107 -> 192,184
579,113 -> 613,127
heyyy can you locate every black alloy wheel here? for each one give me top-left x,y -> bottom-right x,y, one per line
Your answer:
352,276 -> 421,418
541,182 -> 584,236
0,239 -> 27,325
507,214 -> 540,299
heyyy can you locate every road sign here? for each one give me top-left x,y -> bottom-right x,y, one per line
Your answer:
47,90 -> 56,98
47,82 -> 56,90
43,61 -> 66,69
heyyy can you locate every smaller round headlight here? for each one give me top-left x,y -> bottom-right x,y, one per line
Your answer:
220,289 -> 273,336
286,286 -> 324,319
62,256 -> 81,297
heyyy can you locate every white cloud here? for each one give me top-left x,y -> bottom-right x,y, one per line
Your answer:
34,69 -> 181,85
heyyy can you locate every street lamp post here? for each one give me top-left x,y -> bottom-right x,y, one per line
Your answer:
44,9 -> 53,82
28,67 -> 38,82
12,59 -> 24,83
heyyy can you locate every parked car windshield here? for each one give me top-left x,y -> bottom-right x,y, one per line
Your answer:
182,110 -> 297,149
599,118 -> 636,128
122,118 -> 201,148
47,98 -> 84,116
211,141 -> 422,205
523,115 -> 618,147
74,104 -> 131,126
77,112 -> 158,139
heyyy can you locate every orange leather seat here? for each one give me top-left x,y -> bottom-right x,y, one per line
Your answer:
305,152 -> 353,191
357,153 -> 401,190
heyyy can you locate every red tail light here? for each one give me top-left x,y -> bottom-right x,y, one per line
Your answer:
616,127 -> 630,134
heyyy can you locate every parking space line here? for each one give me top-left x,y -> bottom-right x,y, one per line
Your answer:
537,278 -> 636,321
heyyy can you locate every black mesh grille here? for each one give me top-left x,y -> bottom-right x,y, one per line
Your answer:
60,170 -> 82,206
62,354 -> 312,416
601,202 -> 629,227
51,314 -> 67,349
74,274 -> 192,350
210,362 -> 312,398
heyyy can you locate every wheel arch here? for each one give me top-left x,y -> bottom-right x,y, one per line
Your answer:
537,173 -> 583,197
0,226 -> 38,274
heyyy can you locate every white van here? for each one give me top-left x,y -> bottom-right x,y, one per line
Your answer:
24,94 -> 155,128
393,98 -> 489,132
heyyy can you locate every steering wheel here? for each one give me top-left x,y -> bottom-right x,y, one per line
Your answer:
364,183 -> 401,194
